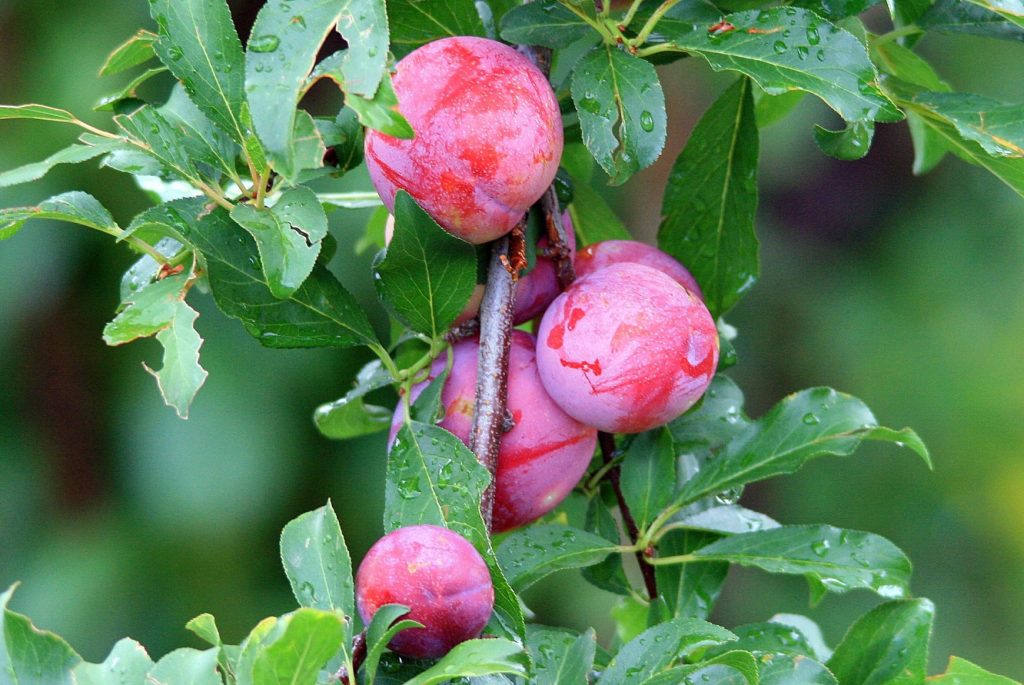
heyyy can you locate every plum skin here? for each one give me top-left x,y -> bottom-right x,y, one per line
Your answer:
355,524 -> 494,659
364,36 -> 563,244
574,240 -> 703,300
390,331 -> 597,532
536,262 -> 719,434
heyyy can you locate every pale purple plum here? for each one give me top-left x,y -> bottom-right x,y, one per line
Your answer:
574,240 -> 703,300
356,525 -> 493,658
389,331 -> 597,532
536,263 -> 718,433
365,37 -> 563,244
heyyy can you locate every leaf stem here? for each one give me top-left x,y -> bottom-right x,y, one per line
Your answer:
619,0 -> 645,31
631,0 -> 683,48
556,0 -> 618,43
635,43 -> 682,58
370,342 -> 402,381
872,24 -> 923,46
124,235 -> 170,264
254,169 -> 271,208
645,552 -> 696,566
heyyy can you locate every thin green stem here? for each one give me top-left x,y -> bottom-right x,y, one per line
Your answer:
645,552 -> 696,566
558,0 -> 617,43
370,342 -> 402,381
631,0 -> 682,47
872,24 -> 923,46
635,43 -> 680,59
638,502 -> 683,549
254,169 -> 271,208
73,119 -> 119,139
585,455 -> 624,493
619,0 -> 644,31
125,235 -> 170,264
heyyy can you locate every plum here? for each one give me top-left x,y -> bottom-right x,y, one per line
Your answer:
390,331 -> 597,532
536,263 -> 718,433
365,37 -> 563,244
574,240 -> 703,300
513,213 -> 577,323
355,524 -> 493,658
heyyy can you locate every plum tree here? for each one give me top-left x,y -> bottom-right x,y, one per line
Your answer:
512,215 -> 577,323
391,331 -> 597,531
364,37 -> 562,244
575,240 -> 703,300
536,263 -> 719,433
355,525 -> 494,659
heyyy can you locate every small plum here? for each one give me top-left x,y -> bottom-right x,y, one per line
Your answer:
390,331 -> 597,532
355,524 -> 494,659
513,213 -> 577,323
365,37 -> 563,244
574,240 -> 703,300
536,263 -> 718,433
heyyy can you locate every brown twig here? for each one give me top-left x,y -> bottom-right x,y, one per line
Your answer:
470,222 -> 526,531
541,185 -> 575,288
599,432 -> 659,601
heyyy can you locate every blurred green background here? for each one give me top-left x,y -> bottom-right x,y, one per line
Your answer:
1,0 -> 1022,678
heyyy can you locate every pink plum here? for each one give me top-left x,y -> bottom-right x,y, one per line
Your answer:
365,37 -> 563,244
536,263 -> 718,433
390,331 -> 597,532
356,525 -> 493,658
574,240 -> 703,300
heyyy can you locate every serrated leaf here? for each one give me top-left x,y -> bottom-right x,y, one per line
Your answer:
103,272 -> 191,344
186,614 -> 222,647
658,78 -> 759,317
500,1 -> 594,47
314,360 -> 393,440
621,428 -> 676,530
307,52 -> 414,139
655,530 -> 728,620
497,525 -> 620,590
147,648 -> 222,685
149,0 -> 248,145
639,651 -> 760,685
403,639 -> 529,685
231,186 -> 328,299
672,387 -> 931,508
361,604 -> 422,685
189,207 -> 379,349
601,618 -> 737,685
389,0 -> 487,57
115,105 -> 203,183
0,140 -> 122,189
374,191 -> 478,338
571,45 -> 667,186
73,638 -> 154,685
910,92 -> 1024,157
826,599 -> 934,685
651,9 -> 901,125
965,0 -> 1024,28
919,0 -> 1024,41
336,0 -> 389,97
527,627 -> 596,685
95,67 -> 169,111
930,657 -> 1021,685
247,610 -> 344,685
146,298 -> 208,419
160,83 -> 242,181
386,420 -> 524,641
0,104 -> 77,123
754,89 -> 806,127
1,584 -> 81,685
101,29 -> 158,76
788,0 -> 880,19
0,191 -> 119,241
704,622 -> 816,658
566,182 -> 632,245
280,501 -> 355,634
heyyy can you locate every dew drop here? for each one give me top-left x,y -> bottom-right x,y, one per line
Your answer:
806,27 -> 820,45
816,49 -> 826,62
811,539 -> 830,557
796,46 -> 809,61
772,40 -> 787,54
802,412 -> 820,425
292,15 -> 307,29
579,97 -> 601,115
167,45 -> 184,61
249,34 -> 281,53
639,110 -> 655,132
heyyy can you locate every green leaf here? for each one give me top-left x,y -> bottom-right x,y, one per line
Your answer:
249,610 -> 345,685
318,107 -> 365,174
0,140 -> 122,189
386,420 -> 525,641
73,638 -> 154,685
621,428 -> 676,530
814,119 -> 875,160
146,648 -> 222,685
389,0 -> 487,57
0,104 -> 77,123
658,78 -> 759,318
567,182 -> 632,245
95,67 -> 169,111
100,29 -> 158,76
280,501 -> 355,633
759,653 -> 837,685
309,52 -> 414,138
230,187 -> 328,299
919,0 -> 1024,41
755,89 -> 806,127
363,604 -> 423,685
186,614 -> 222,647
115,105 -> 203,183
704,622 -> 816,658
788,0 -> 880,20
374,191 -> 478,338
104,272 -> 191,345
0,191 -> 119,241
674,505 -> 780,535
668,375 -> 751,452
652,9 -> 901,125
639,651 -> 760,685
190,208 -> 379,349
335,0 -> 389,97
930,657 -> 1021,685
571,45 -> 667,186
1,584 -> 81,685
497,524 -> 620,591
527,627 -> 596,685
673,387 -> 931,508
314,360 -> 393,440
581,494 -> 631,595
500,1 -> 595,47
965,0 -> 1024,28
601,618 -> 737,685
149,0 -> 248,145
160,83 -> 242,181
403,639 -> 529,685
826,599 -> 934,685
910,92 -> 1024,157
655,530 -> 728,620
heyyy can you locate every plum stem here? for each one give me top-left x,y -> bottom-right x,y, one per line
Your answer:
541,185 -> 576,289
599,432 -> 660,601
470,223 -> 526,531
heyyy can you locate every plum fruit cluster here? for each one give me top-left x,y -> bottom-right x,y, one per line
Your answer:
356,36 -> 718,659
